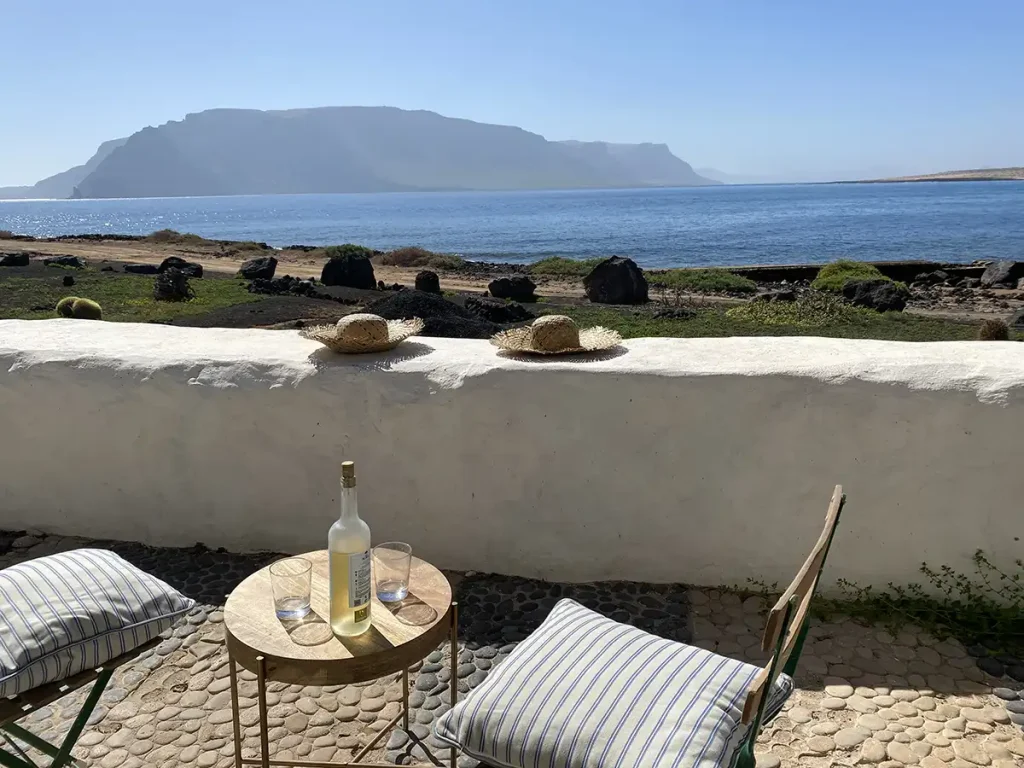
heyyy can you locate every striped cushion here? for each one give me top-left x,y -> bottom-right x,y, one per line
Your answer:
435,599 -> 791,768
0,549 -> 195,697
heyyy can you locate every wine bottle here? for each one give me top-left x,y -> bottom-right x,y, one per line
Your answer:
329,461 -> 372,636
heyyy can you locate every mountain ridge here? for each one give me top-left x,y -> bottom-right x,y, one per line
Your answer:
3,106 -> 715,199
0,138 -> 126,199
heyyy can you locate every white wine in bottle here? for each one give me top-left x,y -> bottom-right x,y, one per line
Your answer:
329,461 -> 371,636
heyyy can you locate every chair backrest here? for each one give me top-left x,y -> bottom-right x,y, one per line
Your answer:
740,485 -> 845,727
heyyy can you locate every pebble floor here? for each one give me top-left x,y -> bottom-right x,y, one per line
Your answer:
2,532 -> 1022,768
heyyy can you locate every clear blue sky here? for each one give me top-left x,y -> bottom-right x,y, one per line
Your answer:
4,0 -> 1023,186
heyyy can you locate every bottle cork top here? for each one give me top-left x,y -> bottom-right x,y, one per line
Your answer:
341,461 -> 356,487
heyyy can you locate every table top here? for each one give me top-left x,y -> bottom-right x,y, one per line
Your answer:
224,550 -> 453,685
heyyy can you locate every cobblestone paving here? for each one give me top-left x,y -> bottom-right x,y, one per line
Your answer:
2,532 -> 1023,768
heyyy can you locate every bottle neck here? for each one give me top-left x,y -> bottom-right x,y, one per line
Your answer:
339,484 -> 359,521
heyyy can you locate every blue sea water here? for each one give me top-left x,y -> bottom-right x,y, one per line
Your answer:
2,181 -> 1022,269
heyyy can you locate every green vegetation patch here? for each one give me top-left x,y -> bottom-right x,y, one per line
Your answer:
145,228 -> 213,245
322,244 -> 376,261
726,292 -> 871,327
751,551 -> 1024,657
812,259 -> 890,291
553,302 -> 991,342
145,229 -> 268,255
0,270 -> 260,323
378,246 -> 465,270
528,256 -> 603,277
649,268 -> 757,294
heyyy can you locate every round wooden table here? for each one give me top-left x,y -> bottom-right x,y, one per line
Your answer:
223,551 -> 457,768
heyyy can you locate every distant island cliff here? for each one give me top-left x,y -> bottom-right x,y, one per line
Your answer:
861,167 -> 1024,183
0,107 -> 718,199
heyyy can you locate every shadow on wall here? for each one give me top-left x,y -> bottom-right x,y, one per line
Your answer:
306,341 -> 435,373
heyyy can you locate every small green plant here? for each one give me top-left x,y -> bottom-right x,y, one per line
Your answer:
232,241 -> 268,251
748,550 -> 1024,655
529,256 -> 603,277
55,296 -> 77,317
378,246 -> 465,270
56,296 -> 103,319
649,268 -> 757,294
70,298 -> 103,319
322,244 -> 375,262
727,291 -> 870,327
145,229 -> 210,245
978,318 -> 1010,340
812,259 -> 891,292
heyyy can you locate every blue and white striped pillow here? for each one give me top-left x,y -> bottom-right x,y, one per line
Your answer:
0,549 -> 195,698
435,599 -> 791,768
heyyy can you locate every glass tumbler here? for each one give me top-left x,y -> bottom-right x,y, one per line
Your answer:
269,557 -> 312,619
373,542 -> 412,602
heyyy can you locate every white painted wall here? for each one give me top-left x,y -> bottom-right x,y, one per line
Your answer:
2,319 -> 1023,591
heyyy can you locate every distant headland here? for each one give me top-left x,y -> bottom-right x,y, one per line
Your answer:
0,107 -> 718,200
855,167 -> 1024,184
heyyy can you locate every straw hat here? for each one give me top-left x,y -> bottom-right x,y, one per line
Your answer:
301,313 -> 424,353
490,315 -> 622,355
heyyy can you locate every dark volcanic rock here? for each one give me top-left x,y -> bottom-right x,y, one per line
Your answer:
584,256 -> 648,305
238,256 -> 278,280
153,268 -> 195,302
915,270 -> 949,285
753,289 -> 796,303
0,252 -> 30,267
124,263 -> 161,274
366,290 -> 500,339
62,275 -> 75,287
842,279 -> 909,312
100,265 -> 115,272
1008,310 -> 1024,330
321,254 -> 375,289
464,296 -> 532,324
980,260 -> 1024,288
159,256 -> 203,278
43,255 -> 84,268
248,275 -> 316,297
415,271 -> 441,294
488,275 -> 537,302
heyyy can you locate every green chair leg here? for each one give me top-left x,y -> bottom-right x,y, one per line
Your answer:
0,732 -> 38,768
0,667 -> 114,768
733,743 -> 757,768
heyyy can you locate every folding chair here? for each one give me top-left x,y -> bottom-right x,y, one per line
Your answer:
0,639 -> 158,768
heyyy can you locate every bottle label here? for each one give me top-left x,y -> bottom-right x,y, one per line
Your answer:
349,550 -> 371,609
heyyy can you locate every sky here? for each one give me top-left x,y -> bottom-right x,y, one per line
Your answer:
3,0 -> 1023,186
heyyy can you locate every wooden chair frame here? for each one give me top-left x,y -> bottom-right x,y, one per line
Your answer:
0,640 -> 159,768
733,485 -> 846,768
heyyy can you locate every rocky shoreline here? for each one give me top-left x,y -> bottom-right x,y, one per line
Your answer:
3,233 -> 1024,334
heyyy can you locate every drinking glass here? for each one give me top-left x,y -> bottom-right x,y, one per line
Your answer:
373,542 -> 412,602
269,557 -> 312,619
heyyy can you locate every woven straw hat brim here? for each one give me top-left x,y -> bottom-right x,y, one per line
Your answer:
301,318 -> 424,354
490,325 -> 622,355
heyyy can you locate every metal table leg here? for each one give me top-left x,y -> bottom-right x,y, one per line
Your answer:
228,651 -> 244,768
256,656 -> 271,768
450,602 -> 458,768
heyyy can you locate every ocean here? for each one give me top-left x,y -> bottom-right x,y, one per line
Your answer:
2,181 -> 1022,269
